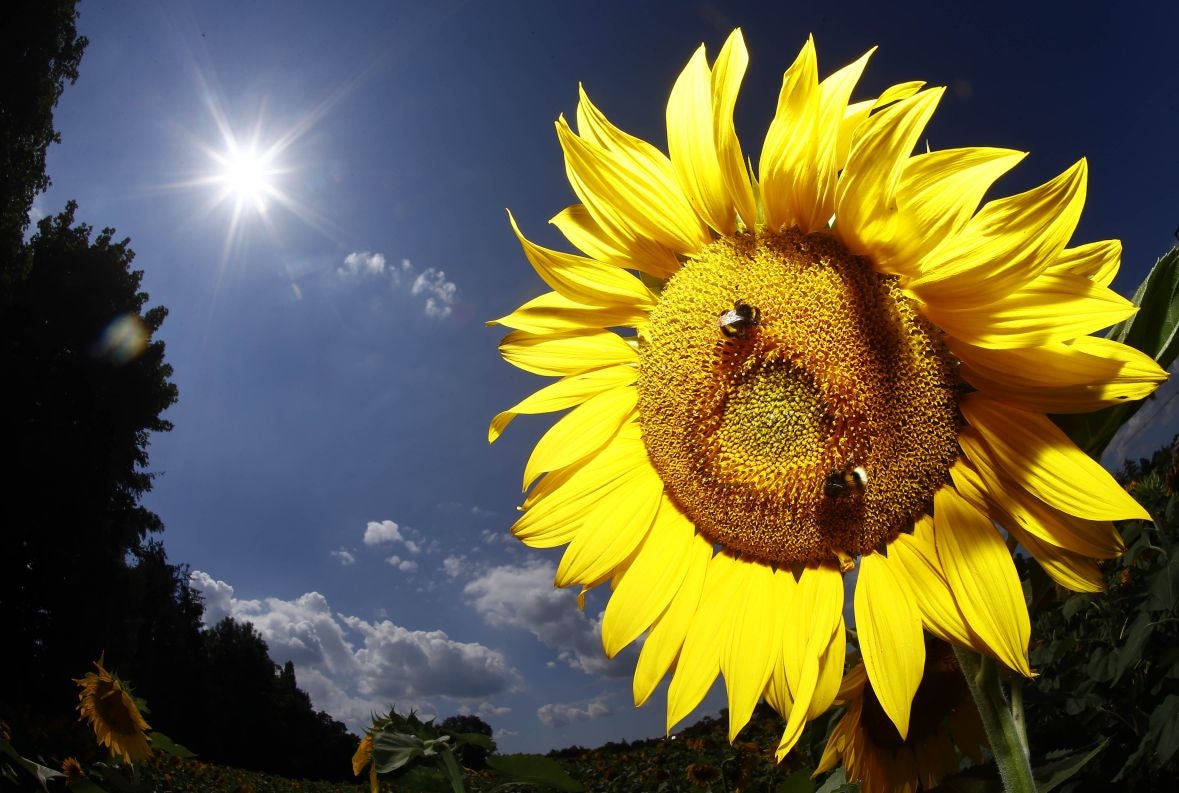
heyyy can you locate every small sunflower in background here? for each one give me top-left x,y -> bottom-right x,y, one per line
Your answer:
74,656 -> 151,764
817,638 -> 987,791
490,30 -> 1165,760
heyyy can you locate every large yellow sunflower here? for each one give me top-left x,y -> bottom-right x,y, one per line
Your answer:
75,657 -> 152,764
490,30 -> 1165,759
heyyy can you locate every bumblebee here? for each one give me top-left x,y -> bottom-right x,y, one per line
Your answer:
823,465 -> 868,499
718,300 -> 761,337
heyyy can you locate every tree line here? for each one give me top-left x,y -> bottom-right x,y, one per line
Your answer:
0,0 -> 355,780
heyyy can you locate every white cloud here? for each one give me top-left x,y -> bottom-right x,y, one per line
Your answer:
190,570 -> 235,624
386,555 -> 419,573
463,559 -> 634,678
188,571 -> 521,733
331,548 -> 356,566
363,519 -> 420,554
338,253 -> 456,318
411,268 -> 457,318
536,696 -> 612,728
442,555 -> 466,578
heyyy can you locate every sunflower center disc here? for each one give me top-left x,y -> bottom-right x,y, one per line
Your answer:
637,228 -> 960,567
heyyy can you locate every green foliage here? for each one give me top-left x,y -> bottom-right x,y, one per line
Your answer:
1021,437 -> 1179,791
1054,248 -> 1179,458
543,703 -> 832,793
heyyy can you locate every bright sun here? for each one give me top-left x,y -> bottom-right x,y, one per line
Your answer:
213,141 -> 278,214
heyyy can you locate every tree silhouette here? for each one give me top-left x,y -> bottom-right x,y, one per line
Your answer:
0,0 -> 86,305
0,202 -> 177,729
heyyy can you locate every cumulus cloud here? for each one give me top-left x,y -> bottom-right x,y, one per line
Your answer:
338,252 -> 456,318
190,570 -> 234,624
464,559 -> 634,678
331,548 -> 356,566
363,520 -> 420,553
188,570 -> 521,733
411,268 -> 457,318
386,555 -> 418,573
537,697 -> 612,728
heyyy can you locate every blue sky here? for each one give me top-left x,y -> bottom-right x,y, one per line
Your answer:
38,0 -> 1179,754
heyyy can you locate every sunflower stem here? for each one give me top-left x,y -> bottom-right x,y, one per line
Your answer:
953,647 -> 1036,793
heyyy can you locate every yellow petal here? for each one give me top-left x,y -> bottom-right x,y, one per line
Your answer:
555,460 -> 662,587
667,44 -> 734,233
489,365 -> 637,443
602,494 -> 696,656
854,551 -> 925,739
909,160 -> 1087,304
876,147 -> 1026,277
633,533 -> 712,707
1045,239 -> 1120,287
1007,523 -> 1106,593
952,335 -> 1167,414
499,328 -> 637,376
806,49 -> 875,231
667,551 -> 739,732
722,557 -> 780,741
488,290 -> 651,335
508,211 -> 658,308
761,568 -> 798,719
933,486 -> 1032,676
783,564 -> 843,690
835,88 -> 944,261
711,29 -> 757,230
776,652 -> 819,761
960,393 -> 1151,521
559,108 -> 708,254
759,36 -> 819,231
925,273 -> 1138,349
550,204 -> 681,278
809,619 -> 846,720
890,527 -> 978,649
837,80 -> 925,168
523,384 -> 636,489
952,443 -> 1125,558
512,426 -> 642,546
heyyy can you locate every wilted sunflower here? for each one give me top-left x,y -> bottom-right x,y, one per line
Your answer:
75,657 -> 151,764
490,30 -> 1165,758
816,639 -> 986,792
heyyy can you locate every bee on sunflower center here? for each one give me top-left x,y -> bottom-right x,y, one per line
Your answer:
718,299 -> 761,337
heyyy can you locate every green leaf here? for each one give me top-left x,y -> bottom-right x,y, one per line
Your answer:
1146,553 -> 1179,611
148,731 -> 196,759
814,768 -> 855,793
1034,739 -> 1109,792
1148,694 -> 1179,767
487,754 -> 584,791
1108,248 -> 1179,369
1054,247 -> 1179,457
445,730 -> 496,751
1114,611 -> 1154,683
372,730 -> 428,773
0,736 -> 65,792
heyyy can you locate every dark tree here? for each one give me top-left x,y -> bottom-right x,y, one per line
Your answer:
439,713 -> 495,770
0,0 -> 86,303
0,203 -> 177,729
199,619 -> 356,780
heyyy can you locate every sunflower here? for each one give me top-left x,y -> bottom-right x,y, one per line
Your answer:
816,638 -> 986,792
489,30 -> 1165,759
74,657 -> 151,764
61,757 -> 86,785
